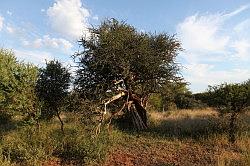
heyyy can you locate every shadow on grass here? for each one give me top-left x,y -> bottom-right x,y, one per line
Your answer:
115,114 -> 231,141
0,120 -> 18,141
50,128 -> 86,165
146,115 -> 228,140
50,126 -> 110,166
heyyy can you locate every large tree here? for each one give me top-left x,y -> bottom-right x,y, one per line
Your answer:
74,19 -> 182,130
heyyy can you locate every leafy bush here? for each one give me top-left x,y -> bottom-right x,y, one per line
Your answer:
175,93 -> 207,109
64,92 -> 100,125
0,119 -> 114,165
208,81 -> 250,143
0,48 -> 38,122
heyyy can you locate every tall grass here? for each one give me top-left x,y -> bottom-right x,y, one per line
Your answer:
147,108 -> 250,165
0,113 -> 115,166
0,109 -> 249,165
147,108 -> 227,139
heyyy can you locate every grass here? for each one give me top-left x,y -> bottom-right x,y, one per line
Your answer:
105,108 -> 250,166
0,108 -> 249,165
0,113 -> 115,166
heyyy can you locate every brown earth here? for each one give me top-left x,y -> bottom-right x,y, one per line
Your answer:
103,137 -> 243,166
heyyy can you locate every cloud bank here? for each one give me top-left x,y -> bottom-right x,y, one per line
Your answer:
177,5 -> 250,92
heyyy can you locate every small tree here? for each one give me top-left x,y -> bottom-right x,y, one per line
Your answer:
208,82 -> 250,143
36,60 -> 70,133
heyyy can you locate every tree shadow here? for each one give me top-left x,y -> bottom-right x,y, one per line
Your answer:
0,119 -> 19,140
146,115 -> 228,140
116,114 -> 231,141
50,128 -> 87,166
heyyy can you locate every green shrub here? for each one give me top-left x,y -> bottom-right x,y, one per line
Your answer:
0,117 -> 114,165
208,82 -> 250,143
0,111 -> 12,125
0,48 -> 39,121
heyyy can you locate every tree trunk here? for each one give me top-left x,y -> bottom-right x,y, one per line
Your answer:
134,102 -> 147,128
112,79 -> 148,131
56,110 -> 64,134
125,93 -> 148,130
128,102 -> 147,130
229,112 -> 237,143
141,95 -> 149,108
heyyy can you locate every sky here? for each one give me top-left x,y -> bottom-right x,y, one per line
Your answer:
0,0 -> 250,93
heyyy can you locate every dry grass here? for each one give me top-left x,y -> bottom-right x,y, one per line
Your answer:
150,107 -> 217,121
104,108 -> 250,166
1,108 -> 249,165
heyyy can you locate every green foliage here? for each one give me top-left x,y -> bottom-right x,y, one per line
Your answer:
64,91 -> 99,125
207,81 -> 250,143
0,119 -> 113,165
0,48 -> 38,122
208,82 -> 249,114
193,92 -> 210,106
36,60 -> 71,119
74,19 -> 182,100
149,93 -> 163,111
149,82 -> 205,111
174,93 -> 206,109
160,82 -> 189,110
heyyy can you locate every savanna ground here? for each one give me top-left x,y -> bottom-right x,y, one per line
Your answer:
0,108 -> 249,166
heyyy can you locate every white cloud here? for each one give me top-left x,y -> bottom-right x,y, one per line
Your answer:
47,0 -> 90,40
234,18 -> 250,34
92,15 -> 99,20
223,4 -> 249,18
0,16 -> 4,31
232,39 -> 250,60
24,35 -> 73,53
22,40 -> 30,46
6,25 -> 15,34
7,11 -> 12,16
185,63 -> 250,92
32,38 -> 42,48
177,13 -> 229,56
14,49 -> 54,66
177,5 -> 250,63
177,5 -> 250,92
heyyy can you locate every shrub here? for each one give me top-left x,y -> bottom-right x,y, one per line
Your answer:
0,48 -> 39,123
208,81 -> 250,143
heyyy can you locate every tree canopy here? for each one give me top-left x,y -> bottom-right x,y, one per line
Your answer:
36,60 -> 71,120
74,19 -> 182,101
207,81 -> 250,143
208,82 -> 249,114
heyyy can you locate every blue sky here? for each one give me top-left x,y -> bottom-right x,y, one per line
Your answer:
0,0 -> 250,92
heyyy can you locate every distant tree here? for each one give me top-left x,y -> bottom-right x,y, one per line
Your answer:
64,91 -> 99,125
36,60 -> 71,133
0,48 -> 38,124
208,82 -> 250,143
160,82 -> 190,111
193,92 -> 210,105
74,19 -> 182,130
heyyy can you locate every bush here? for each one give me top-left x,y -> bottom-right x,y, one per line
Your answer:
0,119 -> 114,165
175,93 -> 207,109
0,111 -> 12,125
0,48 -> 38,120
208,82 -> 250,143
